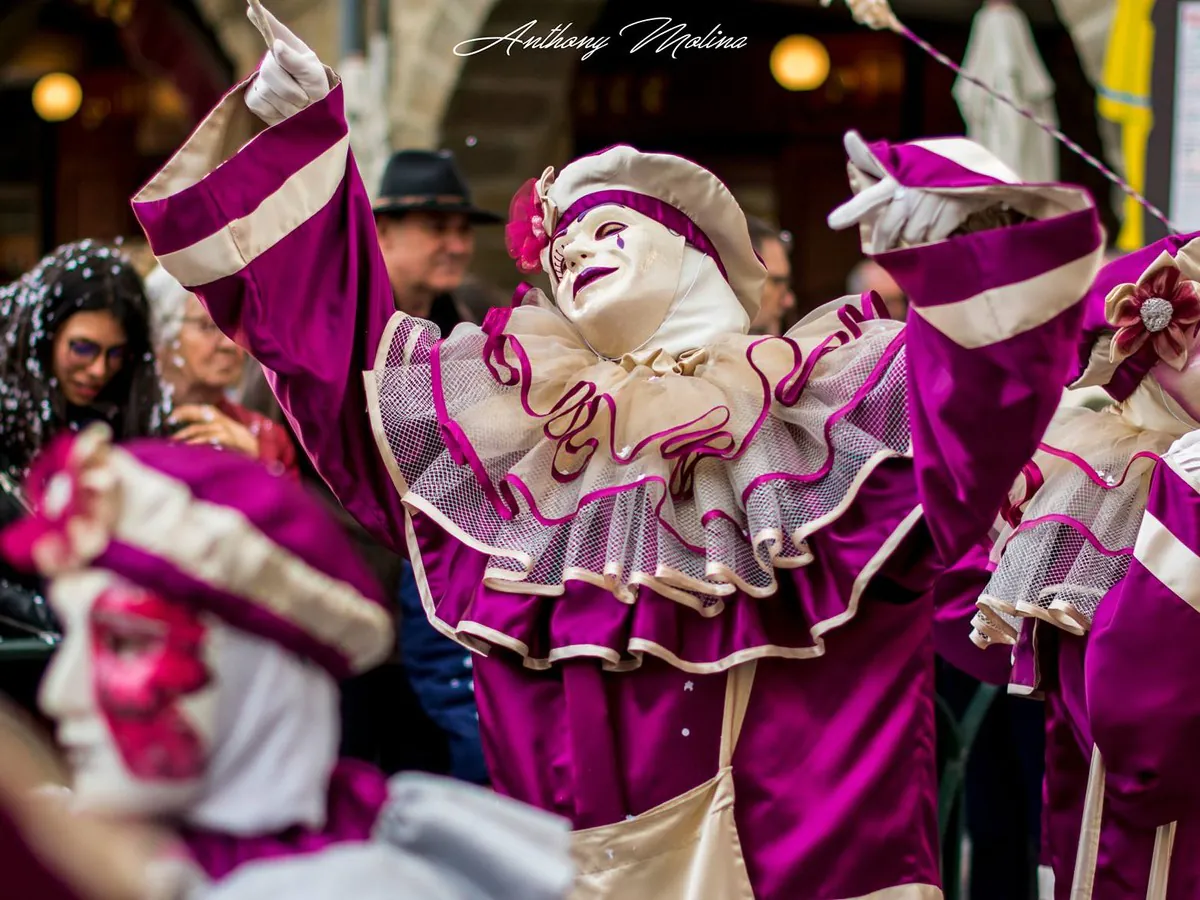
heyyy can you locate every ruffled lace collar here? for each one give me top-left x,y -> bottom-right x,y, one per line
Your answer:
369,289 -> 910,607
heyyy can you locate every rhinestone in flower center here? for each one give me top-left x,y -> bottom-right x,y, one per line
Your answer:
1140,296 -> 1175,333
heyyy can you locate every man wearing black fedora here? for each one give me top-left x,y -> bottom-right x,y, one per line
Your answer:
245,150 -> 503,782
365,148 -> 501,785
372,148 -> 503,336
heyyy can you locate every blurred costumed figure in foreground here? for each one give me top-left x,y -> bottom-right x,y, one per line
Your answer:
0,426 -> 573,899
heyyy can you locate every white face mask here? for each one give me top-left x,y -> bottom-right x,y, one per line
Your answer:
549,205 -> 686,358
40,570 -> 220,817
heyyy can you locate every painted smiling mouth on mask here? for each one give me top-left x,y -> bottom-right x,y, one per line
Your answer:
573,266 -> 617,299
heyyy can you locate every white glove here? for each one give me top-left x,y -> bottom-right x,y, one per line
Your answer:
244,2 -> 329,126
827,131 -> 990,254
1165,429 -> 1200,475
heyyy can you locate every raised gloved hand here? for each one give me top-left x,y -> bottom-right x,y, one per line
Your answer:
244,1 -> 329,126
1165,429 -> 1200,475
827,131 -> 995,255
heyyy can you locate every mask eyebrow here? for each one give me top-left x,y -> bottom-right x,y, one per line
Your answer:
553,210 -> 592,247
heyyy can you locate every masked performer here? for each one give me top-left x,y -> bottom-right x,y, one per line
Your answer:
970,236 -> 1200,899
0,425 -> 573,899
128,7 -> 1104,896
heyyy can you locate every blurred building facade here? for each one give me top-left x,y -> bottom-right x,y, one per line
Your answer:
2,0 -> 1117,322
0,0 -> 233,279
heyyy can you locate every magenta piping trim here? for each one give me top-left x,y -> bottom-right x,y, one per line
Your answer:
1001,460 -> 1045,528
511,282 -> 536,308
488,321 -> 747,493
1004,513 -> 1134,558
425,323 -> 905,540
420,295 -> 907,550
1036,444 -> 1163,488
499,470 -> 707,554
432,337 -> 517,521
739,335 -> 906,503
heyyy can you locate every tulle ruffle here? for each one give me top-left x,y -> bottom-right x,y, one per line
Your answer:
971,406 -> 1170,646
405,480 -> 927,673
365,289 -> 911,611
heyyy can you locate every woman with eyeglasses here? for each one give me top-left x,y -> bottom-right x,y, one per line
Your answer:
0,240 -> 169,716
0,240 -> 168,483
144,265 -> 298,478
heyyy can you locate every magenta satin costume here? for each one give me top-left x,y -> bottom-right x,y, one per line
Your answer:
132,76 -> 1103,898
1003,456 -> 1200,900
966,233 -> 1200,899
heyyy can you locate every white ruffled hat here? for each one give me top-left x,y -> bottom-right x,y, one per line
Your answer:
505,145 -> 767,320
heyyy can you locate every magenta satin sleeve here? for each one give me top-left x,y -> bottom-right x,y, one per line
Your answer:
874,195 -> 1103,567
1086,460 -> 1200,828
929,540 -> 1011,685
131,75 -> 407,553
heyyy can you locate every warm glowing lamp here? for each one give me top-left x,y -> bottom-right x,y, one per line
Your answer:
32,72 -> 83,122
770,35 -> 831,92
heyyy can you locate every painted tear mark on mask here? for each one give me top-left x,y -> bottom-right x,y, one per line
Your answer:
90,585 -> 211,780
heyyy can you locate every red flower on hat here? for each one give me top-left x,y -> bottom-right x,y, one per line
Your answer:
505,167 -> 557,275
1106,255 -> 1200,371
1,423 -> 119,576
505,178 -> 549,274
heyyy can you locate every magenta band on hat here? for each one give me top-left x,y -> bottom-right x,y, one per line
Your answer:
553,190 -> 729,281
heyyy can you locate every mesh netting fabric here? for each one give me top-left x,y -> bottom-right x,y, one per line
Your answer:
366,290 -> 911,609
971,405 -> 1173,645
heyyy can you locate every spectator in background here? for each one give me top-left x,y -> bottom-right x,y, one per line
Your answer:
0,240 -> 168,719
142,266 -> 298,478
373,149 -> 502,334
746,216 -> 795,335
235,150 -> 502,782
848,258 -> 908,320
370,148 -> 501,785
455,273 -> 510,323
0,241 -> 167,483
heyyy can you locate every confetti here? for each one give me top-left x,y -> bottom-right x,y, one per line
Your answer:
0,241 -> 170,483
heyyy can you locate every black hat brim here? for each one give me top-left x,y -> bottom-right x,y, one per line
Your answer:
372,198 -> 504,224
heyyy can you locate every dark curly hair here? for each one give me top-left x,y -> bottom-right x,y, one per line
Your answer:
0,240 -> 169,483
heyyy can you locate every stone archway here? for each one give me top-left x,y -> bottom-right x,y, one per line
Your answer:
436,0 -> 608,293
189,0 -> 607,292
386,0 -> 500,150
